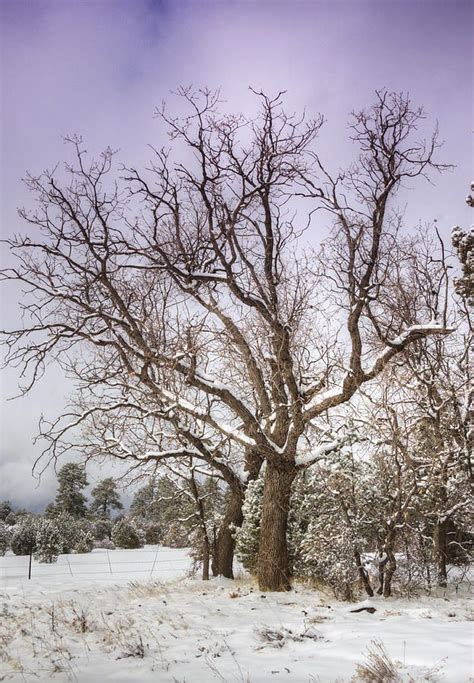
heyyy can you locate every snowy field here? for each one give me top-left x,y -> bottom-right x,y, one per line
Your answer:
1,548 -> 473,682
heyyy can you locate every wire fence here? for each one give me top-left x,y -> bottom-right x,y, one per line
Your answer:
0,548 -> 193,582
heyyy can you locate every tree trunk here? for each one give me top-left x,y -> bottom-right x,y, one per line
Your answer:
354,549 -> 373,597
211,524 -> 218,577
257,464 -> 296,592
383,550 -> 396,597
216,487 -> 244,579
434,519 -> 448,587
202,535 -> 210,581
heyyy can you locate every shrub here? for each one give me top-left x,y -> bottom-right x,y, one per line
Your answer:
35,519 -> 62,563
11,517 -> 38,556
112,519 -> 144,549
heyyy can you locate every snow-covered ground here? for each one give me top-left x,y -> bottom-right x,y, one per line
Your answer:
1,547 -> 473,682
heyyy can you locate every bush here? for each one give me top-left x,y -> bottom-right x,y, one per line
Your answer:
92,518 -> 113,541
74,529 -> 94,553
0,521 -> 11,555
111,519 -> 144,549
34,519 -> 62,563
11,518 -> 38,556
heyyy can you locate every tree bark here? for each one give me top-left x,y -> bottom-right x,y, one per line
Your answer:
354,549 -> 374,597
202,535 -> 210,581
216,487 -> 244,579
257,464 -> 296,592
434,520 -> 448,587
383,550 -> 396,597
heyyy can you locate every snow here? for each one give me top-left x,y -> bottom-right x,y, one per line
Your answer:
1,548 -> 473,682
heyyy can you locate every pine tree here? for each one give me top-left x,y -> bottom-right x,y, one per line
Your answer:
89,478 -> 123,518
0,500 -> 13,521
54,463 -> 88,517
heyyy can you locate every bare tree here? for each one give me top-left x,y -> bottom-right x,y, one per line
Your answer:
1,88 -> 452,591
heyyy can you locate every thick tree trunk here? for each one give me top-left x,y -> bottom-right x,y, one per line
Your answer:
257,464 -> 296,592
216,487 -> 244,579
434,520 -> 448,587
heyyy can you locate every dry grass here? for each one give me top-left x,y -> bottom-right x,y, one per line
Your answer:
353,640 -> 402,682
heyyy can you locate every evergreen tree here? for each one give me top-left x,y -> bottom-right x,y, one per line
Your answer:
0,500 -> 13,521
234,476 -> 264,574
89,477 -> 123,518
0,522 -> 11,555
11,517 -> 38,556
34,519 -> 62,563
53,463 -> 88,517
111,519 -> 144,549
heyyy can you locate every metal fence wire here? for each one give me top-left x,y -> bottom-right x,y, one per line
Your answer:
0,548 -> 192,581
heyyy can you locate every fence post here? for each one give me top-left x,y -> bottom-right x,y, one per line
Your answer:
66,557 -> 74,577
28,550 -> 32,580
107,550 -> 113,575
150,548 -> 159,578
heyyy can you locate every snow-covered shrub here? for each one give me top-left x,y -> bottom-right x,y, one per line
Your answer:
111,519 -> 144,549
93,537 -> 116,550
142,523 -> 162,545
4,511 -> 17,526
34,519 -> 62,563
11,517 -> 38,555
234,476 -> 264,573
54,512 -> 81,553
92,518 -> 113,542
74,529 -> 95,553
160,520 -> 189,548
0,521 -> 11,555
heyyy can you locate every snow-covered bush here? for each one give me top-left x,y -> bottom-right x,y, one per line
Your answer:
74,529 -> 94,554
111,519 -> 144,549
92,518 -> 113,542
0,521 -> 11,555
234,476 -> 264,573
11,517 -> 38,556
34,519 -> 62,563
93,537 -> 116,550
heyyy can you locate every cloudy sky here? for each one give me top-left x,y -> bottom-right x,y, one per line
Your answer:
1,0 -> 472,510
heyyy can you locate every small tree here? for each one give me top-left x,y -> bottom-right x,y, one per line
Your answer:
0,501 -> 13,521
234,476 -> 264,574
35,519 -> 62,563
112,519 -> 144,549
11,517 -> 38,556
0,522 -> 11,555
89,477 -> 123,519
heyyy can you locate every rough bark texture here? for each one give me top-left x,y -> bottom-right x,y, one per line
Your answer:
216,487 -> 244,579
354,549 -> 374,597
434,520 -> 448,587
202,536 -> 210,581
257,464 -> 296,592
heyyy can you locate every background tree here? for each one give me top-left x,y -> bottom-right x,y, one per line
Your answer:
51,463 -> 88,518
0,501 -> 13,521
89,477 -> 123,519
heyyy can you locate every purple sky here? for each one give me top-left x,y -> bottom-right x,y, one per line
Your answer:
1,0 -> 473,509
